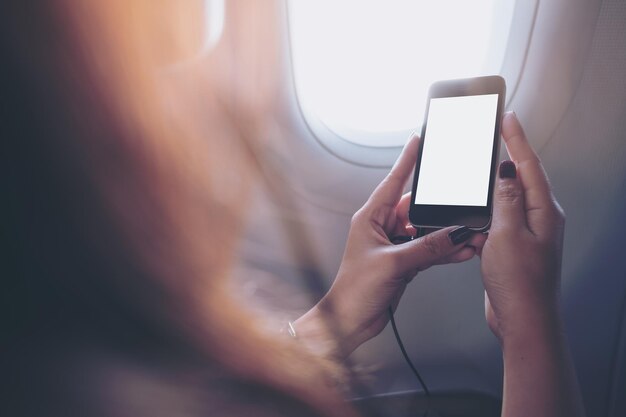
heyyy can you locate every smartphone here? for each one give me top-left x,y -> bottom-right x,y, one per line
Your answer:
408,75 -> 506,231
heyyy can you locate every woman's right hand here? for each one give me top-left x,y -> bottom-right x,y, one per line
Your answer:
480,112 -> 585,417
480,112 -> 566,342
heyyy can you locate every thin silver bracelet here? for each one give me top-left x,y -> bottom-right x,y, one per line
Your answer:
281,321 -> 297,339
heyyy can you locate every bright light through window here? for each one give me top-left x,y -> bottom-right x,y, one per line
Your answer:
289,0 -> 516,147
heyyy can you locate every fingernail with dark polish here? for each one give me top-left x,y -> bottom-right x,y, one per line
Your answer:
499,160 -> 517,179
448,226 -> 473,245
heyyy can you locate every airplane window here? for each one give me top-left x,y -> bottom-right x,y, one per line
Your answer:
288,0 -> 516,148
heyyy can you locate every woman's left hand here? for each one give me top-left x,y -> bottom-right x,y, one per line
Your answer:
295,134 -> 485,359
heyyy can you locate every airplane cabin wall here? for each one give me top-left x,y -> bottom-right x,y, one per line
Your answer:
235,1 -> 626,416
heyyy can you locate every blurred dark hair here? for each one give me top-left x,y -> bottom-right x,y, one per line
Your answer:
0,1 -> 356,416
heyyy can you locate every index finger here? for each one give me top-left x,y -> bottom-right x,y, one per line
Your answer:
501,112 -> 558,232
366,133 -> 420,208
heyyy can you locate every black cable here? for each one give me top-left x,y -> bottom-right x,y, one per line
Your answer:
389,226 -> 432,416
388,306 -> 431,417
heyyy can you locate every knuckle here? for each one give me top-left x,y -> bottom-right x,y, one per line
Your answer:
351,208 -> 365,226
497,182 -> 522,204
518,158 -> 545,178
518,157 -> 541,170
421,233 -> 443,257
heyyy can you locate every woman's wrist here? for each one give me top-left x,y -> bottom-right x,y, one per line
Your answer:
499,306 -> 585,417
498,303 -> 563,349
293,305 -> 349,361
290,306 -> 355,393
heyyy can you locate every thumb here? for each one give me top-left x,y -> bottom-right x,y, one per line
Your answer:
391,226 -> 475,273
492,160 -> 526,231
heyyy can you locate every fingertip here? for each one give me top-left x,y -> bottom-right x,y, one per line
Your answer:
459,246 -> 477,259
403,132 -> 420,154
447,246 -> 476,264
398,192 -> 413,207
492,160 -> 525,229
448,225 -> 474,245
503,110 -> 517,121
502,111 -> 520,132
367,136 -> 419,208
393,226 -> 478,272
498,160 -> 517,179
501,111 -> 526,145
467,232 -> 487,249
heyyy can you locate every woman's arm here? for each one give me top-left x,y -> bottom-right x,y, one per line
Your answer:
501,309 -> 583,417
480,112 -> 585,417
294,133 -> 484,360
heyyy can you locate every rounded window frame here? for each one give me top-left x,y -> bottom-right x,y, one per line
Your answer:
285,0 -> 539,167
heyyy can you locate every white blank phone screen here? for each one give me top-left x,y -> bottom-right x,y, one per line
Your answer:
414,94 -> 498,207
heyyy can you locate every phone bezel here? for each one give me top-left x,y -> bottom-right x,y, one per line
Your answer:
408,75 -> 506,231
